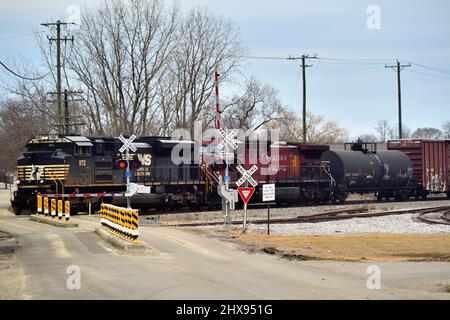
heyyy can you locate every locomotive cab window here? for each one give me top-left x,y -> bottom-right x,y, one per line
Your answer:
75,146 -> 91,156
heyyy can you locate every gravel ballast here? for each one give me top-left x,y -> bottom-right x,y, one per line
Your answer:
246,214 -> 450,236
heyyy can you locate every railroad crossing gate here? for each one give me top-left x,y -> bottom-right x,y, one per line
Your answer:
238,187 -> 255,204
236,165 -> 258,187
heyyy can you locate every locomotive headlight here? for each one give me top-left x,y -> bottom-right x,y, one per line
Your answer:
40,180 -> 44,184
16,180 -> 21,184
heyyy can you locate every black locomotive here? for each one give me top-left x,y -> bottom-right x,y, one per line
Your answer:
11,134 -> 206,214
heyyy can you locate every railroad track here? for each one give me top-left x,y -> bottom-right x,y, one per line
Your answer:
161,205 -> 450,228
417,208 -> 450,226
143,195 -> 450,216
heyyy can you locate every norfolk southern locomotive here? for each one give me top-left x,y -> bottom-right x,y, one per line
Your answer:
10,134 -> 450,215
11,135 -> 204,214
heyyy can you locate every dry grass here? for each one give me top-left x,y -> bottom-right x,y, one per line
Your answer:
236,233 -> 450,262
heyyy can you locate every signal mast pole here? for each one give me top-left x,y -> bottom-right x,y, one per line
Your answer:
215,70 -> 232,224
214,70 -> 221,130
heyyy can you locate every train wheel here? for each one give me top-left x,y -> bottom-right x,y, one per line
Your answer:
337,192 -> 348,204
414,191 -> 421,200
376,191 -> 384,201
395,190 -> 409,202
312,191 -> 321,204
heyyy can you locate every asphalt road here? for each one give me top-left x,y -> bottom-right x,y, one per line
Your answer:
0,191 -> 450,299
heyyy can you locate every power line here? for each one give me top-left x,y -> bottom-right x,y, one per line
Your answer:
408,62 -> 450,76
247,55 -> 450,77
405,69 -> 450,80
0,60 -> 48,81
244,56 -> 289,60
320,57 -> 395,64
0,31 -> 45,41
318,60 -> 386,66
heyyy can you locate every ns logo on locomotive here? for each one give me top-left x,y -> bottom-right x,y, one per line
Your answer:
10,133 -> 450,215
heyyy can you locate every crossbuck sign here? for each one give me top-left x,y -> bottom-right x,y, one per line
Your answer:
236,165 -> 258,187
217,129 -> 238,160
217,129 -> 239,150
119,134 -> 137,153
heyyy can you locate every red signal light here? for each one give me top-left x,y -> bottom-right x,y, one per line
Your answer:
129,159 -> 142,170
116,159 -> 128,170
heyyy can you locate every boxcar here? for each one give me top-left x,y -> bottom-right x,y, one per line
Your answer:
387,139 -> 450,198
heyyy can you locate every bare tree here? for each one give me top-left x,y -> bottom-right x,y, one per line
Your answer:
357,134 -> 378,142
165,7 -> 245,135
0,99 -> 48,171
220,78 -> 285,132
389,125 -> 412,139
276,111 -> 348,143
69,0 -> 178,135
412,127 -> 442,139
375,119 -> 390,142
442,121 -> 450,139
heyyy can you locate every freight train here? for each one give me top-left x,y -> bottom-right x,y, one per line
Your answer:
10,134 -> 450,215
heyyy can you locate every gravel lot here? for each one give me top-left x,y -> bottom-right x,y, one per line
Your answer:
246,214 -> 450,236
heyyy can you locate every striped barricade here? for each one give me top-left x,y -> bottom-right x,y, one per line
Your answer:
51,199 -> 57,218
37,195 -> 71,222
36,195 -> 43,214
44,197 -> 49,216
65,201 -> 70,221
100,204 -> 139,242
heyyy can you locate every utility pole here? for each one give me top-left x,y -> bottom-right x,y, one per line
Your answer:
301,56 -> 312,143
41,20 -> 74,136
63,90 -> 84,135
385,60 -> 411,139
288,54 -> 318,142
47,90 -> 84,135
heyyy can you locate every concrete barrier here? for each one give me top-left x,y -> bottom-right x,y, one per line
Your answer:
30,214 -> 79,228
100,203 -> 139,243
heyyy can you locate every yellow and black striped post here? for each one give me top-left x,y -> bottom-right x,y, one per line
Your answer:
65,201 -> 70,222
100,204 -> 139,243
51,199 -> 56,219
36,195 -> 43,215
57,200 -> 63,220
43,197 -> 49,216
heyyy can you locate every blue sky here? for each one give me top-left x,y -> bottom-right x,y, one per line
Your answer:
0,0 -> 449,138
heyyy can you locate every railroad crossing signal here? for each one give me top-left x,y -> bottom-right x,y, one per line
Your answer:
238,187 -> 255,204
217,129 -> 239,151
119,134 -> 137,153
236,165 -> 258,187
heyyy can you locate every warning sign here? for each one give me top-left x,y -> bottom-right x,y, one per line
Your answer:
237,187 -> 255,204
262,184 -> 275,202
